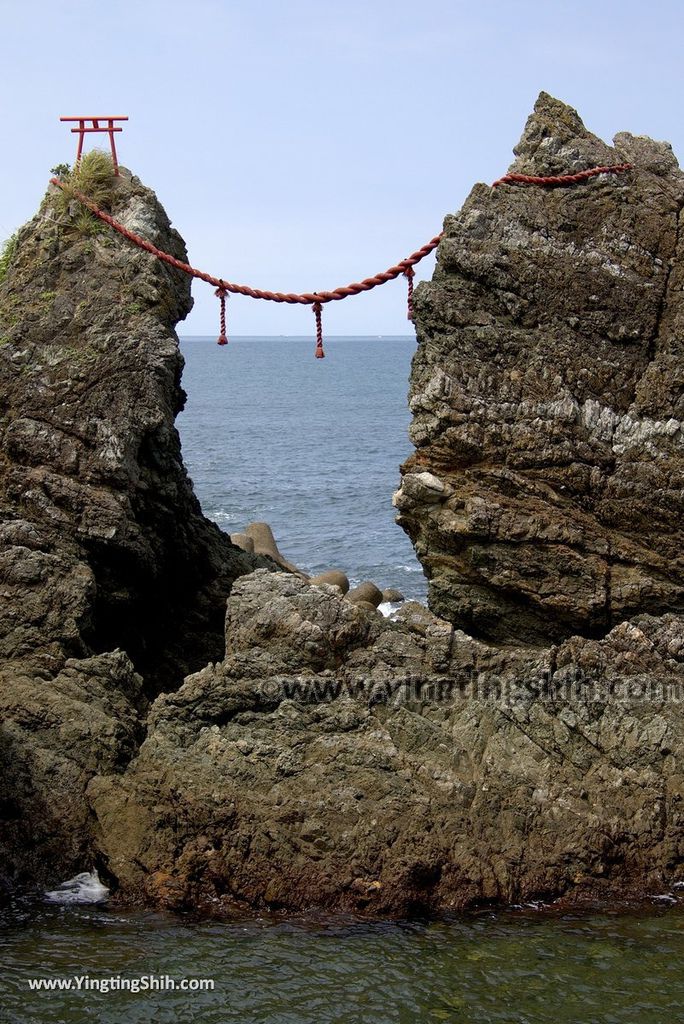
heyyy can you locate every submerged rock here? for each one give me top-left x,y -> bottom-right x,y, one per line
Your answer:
398,92 -> 684,644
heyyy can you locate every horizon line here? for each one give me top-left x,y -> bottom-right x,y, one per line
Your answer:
179,333 -> 417,339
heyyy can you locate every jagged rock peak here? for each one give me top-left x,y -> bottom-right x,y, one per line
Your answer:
399,95 -> 684,644
0,165 -> 268,689
510,91 -> 614,174
508,91 -> 682,180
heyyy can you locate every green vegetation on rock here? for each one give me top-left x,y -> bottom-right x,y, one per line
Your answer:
0,233 -> 17,285
53,150 -> 117,236
56,149 -> 116,205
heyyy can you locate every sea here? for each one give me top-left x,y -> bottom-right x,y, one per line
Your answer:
176,335 -> 427,603
2,336 -> 683,1023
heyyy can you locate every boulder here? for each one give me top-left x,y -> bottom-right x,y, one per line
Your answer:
347,581 -> 384,608
309,570 -> 350,594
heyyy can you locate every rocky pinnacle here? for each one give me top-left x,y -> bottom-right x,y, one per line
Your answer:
396,92 -> 684,644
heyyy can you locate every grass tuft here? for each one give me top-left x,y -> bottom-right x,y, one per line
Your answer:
53,149 -> 117,235
69,150 -> 116,204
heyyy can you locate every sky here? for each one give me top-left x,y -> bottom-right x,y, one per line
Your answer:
1,0 -> 683,336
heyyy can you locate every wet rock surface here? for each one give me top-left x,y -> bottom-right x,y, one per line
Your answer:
397,92 -> 684,644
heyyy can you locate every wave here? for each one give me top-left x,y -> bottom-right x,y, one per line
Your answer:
44,871 -> 109,905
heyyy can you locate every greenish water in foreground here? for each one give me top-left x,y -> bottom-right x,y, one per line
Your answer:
2,898 -> 684,1023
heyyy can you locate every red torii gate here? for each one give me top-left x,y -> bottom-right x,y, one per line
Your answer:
60,116 -> 128,175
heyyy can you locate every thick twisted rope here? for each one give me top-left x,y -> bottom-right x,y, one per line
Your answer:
50,177 -> 441,304
50,160 -> 633,354
50,178 -> 439,356
312,301 -> 324,359
404,266 -> 415,321
492,163 -> 632,188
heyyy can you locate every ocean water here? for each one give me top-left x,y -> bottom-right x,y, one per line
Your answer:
176,336 -> 427,602
3,892 -> 684,1023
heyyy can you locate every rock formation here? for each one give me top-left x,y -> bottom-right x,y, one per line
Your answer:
89,570 -> 684,915
2,98 -> 684,914
396,92 -> 684,644
0,165 -> 270,882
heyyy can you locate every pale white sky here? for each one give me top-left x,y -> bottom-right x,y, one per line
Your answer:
1,0 -> 682,334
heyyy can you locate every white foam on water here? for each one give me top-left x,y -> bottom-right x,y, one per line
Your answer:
379,601 -> 402,618
44,870 -> 109,905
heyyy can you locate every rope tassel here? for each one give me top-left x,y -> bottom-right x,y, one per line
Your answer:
313,300 -> 325,359
404,266 -> 415,321
216,285 -> 228,346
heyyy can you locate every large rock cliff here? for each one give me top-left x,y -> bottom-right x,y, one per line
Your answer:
2,102 -> 684,915
0,165 -> 268,883
395,93 -> 684,644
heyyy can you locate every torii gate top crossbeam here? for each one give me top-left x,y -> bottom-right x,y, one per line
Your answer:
59,116 -> 129,174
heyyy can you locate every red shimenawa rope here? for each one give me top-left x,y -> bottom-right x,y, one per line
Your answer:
492,163 -> 632,188
312,301 -> 324,358
50,161 -> 633,354
215,284 -> 228,346
404,267 -> 415,322
49,177 -> 441,355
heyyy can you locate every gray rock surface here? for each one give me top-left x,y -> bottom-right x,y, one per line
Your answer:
0,166 -> 270,884
89,570 -> 684,915
396,92 -> 684,644
3,102 -> 684,914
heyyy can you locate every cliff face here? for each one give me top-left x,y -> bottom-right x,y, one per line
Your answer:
0,167 -> 267,883
396,93 -> 684,644
2,104 -> 684,915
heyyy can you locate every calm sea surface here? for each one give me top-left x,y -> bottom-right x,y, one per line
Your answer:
3,336 -> 682,1022
3,896 -> 684,1023
176,336 -> 427,602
